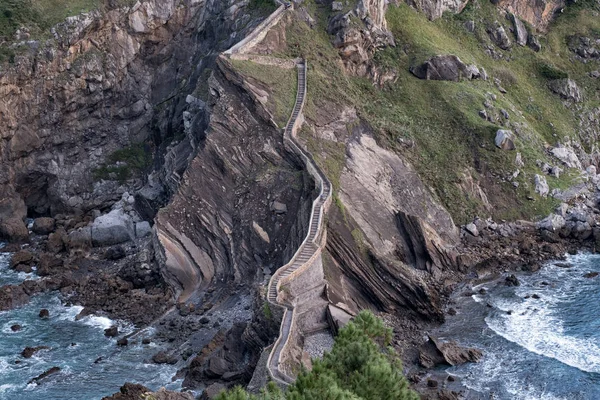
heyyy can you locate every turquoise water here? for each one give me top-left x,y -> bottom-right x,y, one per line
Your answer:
0,245 -> 181,399
441,253 -> 600,399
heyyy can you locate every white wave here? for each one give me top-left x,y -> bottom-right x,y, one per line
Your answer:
80,315 -> 114,330
0,384 -> 18,394
55,304 -> 84,321
484,269 -> 600,374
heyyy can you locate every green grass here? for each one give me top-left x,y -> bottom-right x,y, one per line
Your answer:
230,59 -> 297,127
253,0 -> 600,223
93,143 -> 152,183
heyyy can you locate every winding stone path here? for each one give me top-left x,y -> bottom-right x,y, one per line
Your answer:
265,61 -> 333,385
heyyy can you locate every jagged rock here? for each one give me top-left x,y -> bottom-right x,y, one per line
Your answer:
493,0 -> 565,31
67,227 -> 92,249
495,130 -> 516,150
410,55 -> 475,81
0,285 -> 30,312
10,250 -> 34,268
548,79 -> 583,102
465,223 -> 479,237
534,175 -> 549,197
206,356 -> 230,378
0,189 -> 28,242
135,221 -> 152,238
28,366 -> 61,385
152,351 -> 178,365
47,228 -> 67,253
104,246 -> 126,260
488,23 -> 512,50
550,146 -> 582,169
104,326 -> 119,337
202,383 -> 226,399
407,0 -> 469,20
505,274 -> 520,286
538,214 -> 566,232
528,34 -> 542,52
270,201 -> 288,214
32,218 -> 55,235
510,14 -> 528,46
91,209 -> 135,247
419,336 -> 482,368
21,346 -> 49,358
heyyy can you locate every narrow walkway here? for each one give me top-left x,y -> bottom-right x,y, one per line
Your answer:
265,61 -> 332,385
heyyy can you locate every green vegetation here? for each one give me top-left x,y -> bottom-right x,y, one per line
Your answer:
249,0 -> 277,13
93,143 -> 152,183
242,0 -> 600,223
262,301 -> 273,320
216,311 -> 418,400
230,59 -> 297,127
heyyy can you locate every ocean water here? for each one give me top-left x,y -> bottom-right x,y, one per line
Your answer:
440,253 -> 600,400
0,244 -> 181,399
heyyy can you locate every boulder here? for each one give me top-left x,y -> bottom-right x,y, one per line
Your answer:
550,146 -> 582,170
37,253 -> 64,276
548,79 -> 583,102
28,366 -> 61,385
538,214 -> 566,232
202,383 -> 226,399
67,227 -> 92,249
14,264 -> 33,273
117,338 -> 128,346
47,228 -> 67,253
104,326 -> 119,337
527,34 -> 542,52
534,174 -> 549,197
410,55 -> 474,81
270,201 -> 288,214
510,14 -> 528,46
135,221 -> 152,238
505,274 -> 520,286
465,223 -> 479,237
39,309 -> 50,318
10,324 -> 21,332
91,209 -> 134,247
495,130 -> 516,150
152,351 -> 178,365
10,250 -> 34,268
0,285 -> 30,311
21,346 -> 49,358
332,1 -> 343,11
419,336 -> 482,368
32,218 -> 55,235
488,23 -> 512,50
205,356 -> 230,378
104,246 -> 126,260
0,191 -> 28,242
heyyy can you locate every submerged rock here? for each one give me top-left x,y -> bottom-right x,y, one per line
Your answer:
21,346 -> 50,358
28,366 -> 61,385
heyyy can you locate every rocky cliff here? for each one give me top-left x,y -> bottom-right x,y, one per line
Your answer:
0,0 -> 266,240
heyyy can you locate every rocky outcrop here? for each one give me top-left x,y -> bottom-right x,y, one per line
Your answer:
492,0 -> 565,31
327,0 -> 395,81
0,0 -> 265,241
410,55 -> 481,81
548,79 -> 583,102
419,335 -> 482,368
406,0 -> 469,20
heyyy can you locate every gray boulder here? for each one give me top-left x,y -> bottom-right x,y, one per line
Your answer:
495,130 -> 516,150
90,209 -> 134,247
489,23 -> 512,50
538,214 -> 566,232
534,174 -> 549,197
135,221 -> 152,238
32,217 -> 55,235
548,79 -> 583,102
410,55 -> 474,81
510,14 -> 528,46
271,201 -> 288,214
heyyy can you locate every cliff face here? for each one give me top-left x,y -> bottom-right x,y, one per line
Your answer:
0,0 -> 262,240
494,0 -> 565,30
406,0 -> 469,20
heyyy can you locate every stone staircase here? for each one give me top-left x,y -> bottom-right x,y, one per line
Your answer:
265,61 -> 332,385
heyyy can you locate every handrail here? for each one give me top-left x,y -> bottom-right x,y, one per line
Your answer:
265,60 -> 333,385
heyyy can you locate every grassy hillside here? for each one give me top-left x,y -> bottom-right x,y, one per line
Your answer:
236,0 -> 600,224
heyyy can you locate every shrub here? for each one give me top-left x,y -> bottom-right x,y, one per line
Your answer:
538,63 -> 568,80
217,311 -> 419,400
